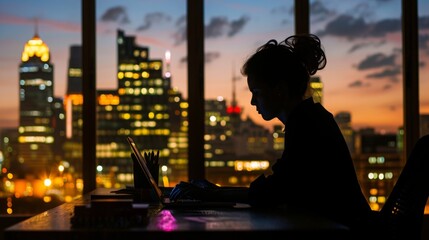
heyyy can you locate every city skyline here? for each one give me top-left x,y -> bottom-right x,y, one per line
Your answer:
1,0 -> 429,133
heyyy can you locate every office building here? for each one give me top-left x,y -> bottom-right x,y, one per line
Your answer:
51,97 -> 66,163
0,128 -> 19,175
309,76 -> 323,104
94,29 -> 172,188
163,51 -> 188,186
17,31 -> 55,179
335,111 -> 355,154
63,45 -> 84,185
165,87 -> 188,186
353,129 -> 402,211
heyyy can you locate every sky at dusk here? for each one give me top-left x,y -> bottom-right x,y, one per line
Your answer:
0,0 -> 428,134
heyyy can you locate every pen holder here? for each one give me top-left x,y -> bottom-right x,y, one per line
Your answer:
131,152 -> 160,203
144,150 -> 160,185
131,153 -> 151,189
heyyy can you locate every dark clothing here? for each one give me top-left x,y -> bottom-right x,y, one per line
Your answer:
248,97 -> 371,229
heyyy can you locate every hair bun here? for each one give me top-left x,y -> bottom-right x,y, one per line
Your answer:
283,34 -> 327,75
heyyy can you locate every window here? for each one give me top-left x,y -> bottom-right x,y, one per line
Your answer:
203,0 -> 294,186
0,0 -> 81,214
94,0 -> 187,189
0,0 -> 425,216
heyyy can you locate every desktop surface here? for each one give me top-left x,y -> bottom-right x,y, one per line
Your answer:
4,188 -> 351,240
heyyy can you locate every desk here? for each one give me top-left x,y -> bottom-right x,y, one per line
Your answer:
4,189 -> 351,240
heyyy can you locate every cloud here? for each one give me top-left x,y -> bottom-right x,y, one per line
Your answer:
316,14 -> 368,39
365,66 -> 400,80
357,52 -> 396,70
387,104 -> 397,111
100,6 -> 130,24
206,15 -> 249,38
310,0 -> 335,23
0,14 -> 33,25
0,14 -> 80,33
173,15 -> 186,45
418,15 -> 429,29
345,2 -> 373,19
348,80 -> 369,88
136,12 -> 171,32
179,55 -> 187,64
355,50 -> 401,83
420,33 -> 429,55
270,5 -> 291,25
204,51 -> 220,63
348,40 -> 386,53
173,15 -> 249,45
206,17 -> 228,38
228,16 -> 250,37
382,84 -> 393,91
369,18 -> 400,37
317,13 -> 429,41
179,51 -> 221,64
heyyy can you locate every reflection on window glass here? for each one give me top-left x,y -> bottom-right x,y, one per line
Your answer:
311,0 -> 404,211
204,0 -> 294,187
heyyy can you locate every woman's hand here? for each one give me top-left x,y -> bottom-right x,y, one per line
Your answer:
169,179 -> 218,201
189,179 -> 219,189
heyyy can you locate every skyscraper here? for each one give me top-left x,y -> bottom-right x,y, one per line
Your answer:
335,111 -> 355,154
63,45 -> 83,182
17,31 -> 55,178
95,30 -> 172,187
309,76 -> 323,104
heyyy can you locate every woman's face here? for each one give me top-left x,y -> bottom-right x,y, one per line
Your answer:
247,75 -> 283,121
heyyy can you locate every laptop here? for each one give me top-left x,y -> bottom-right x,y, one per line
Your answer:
126,136 -> 246,208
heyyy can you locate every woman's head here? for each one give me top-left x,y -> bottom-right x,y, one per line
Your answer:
241,34 -> 327,121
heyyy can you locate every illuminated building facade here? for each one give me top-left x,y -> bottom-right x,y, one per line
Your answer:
65,45 -> 83,141
0,128 -> 19,174
309,76 -> 323,104
272,125 -> 285,152
205,69 -> 281,186
17,32 -> 55,179
51,97 -> 66,163
205,98 -> 236,162
353,129 -> 402,211
335,111 -> 355,154
95,30 -> 172,188
63,45 -> 83,180
165,87 -> 188,186
96,90 -> 125,188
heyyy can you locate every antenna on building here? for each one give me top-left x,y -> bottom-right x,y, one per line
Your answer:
34,17 -> 39,38
227,62 -> 241,115
164,50 -> 171,78
232,62 -> 238,108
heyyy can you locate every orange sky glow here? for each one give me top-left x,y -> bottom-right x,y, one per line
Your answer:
1,0 -> 428,135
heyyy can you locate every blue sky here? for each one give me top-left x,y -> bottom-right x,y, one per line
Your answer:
0,0 -> 428,133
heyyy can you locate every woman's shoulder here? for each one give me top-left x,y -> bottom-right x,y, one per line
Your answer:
295,98 -> 334,119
